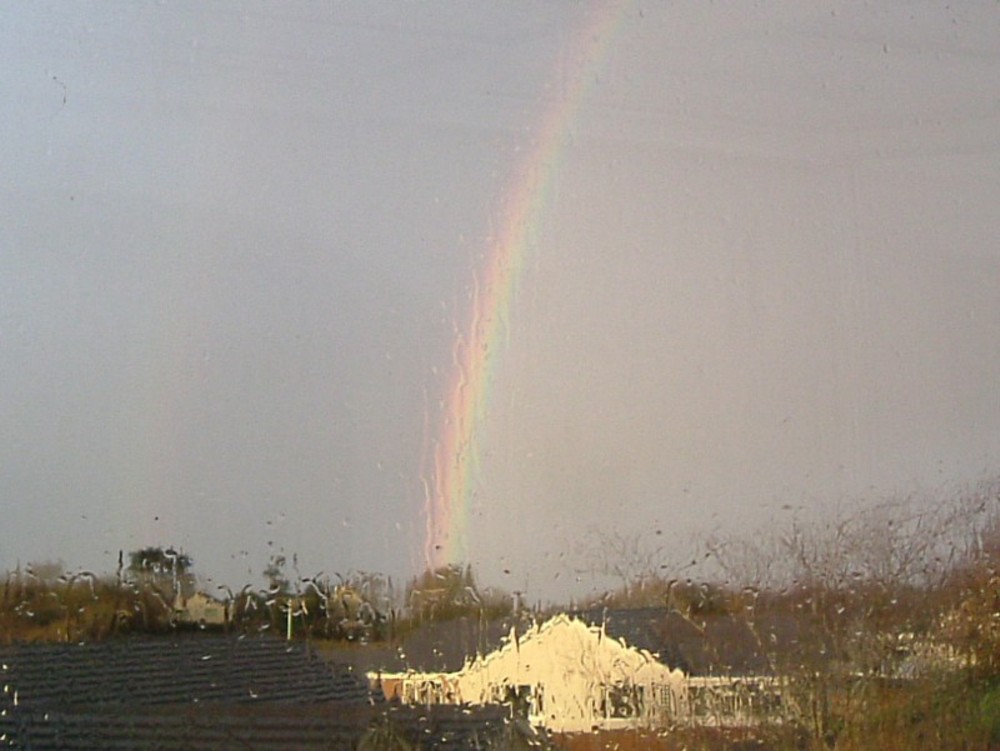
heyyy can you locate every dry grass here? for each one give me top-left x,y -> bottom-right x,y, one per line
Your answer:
553,726 -> 795,751
0,572 -> 172,642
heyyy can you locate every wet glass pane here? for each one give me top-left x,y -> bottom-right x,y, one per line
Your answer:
2,3 -> 999,748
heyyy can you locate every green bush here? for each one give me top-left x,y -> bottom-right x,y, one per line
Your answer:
979,683 -> 1000,743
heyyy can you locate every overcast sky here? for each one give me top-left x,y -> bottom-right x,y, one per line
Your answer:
2,2 -> 998,603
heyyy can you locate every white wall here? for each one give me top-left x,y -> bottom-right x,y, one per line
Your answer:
454,615 -> 686,732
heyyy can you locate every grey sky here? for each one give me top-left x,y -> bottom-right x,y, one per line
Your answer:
1,2 -> 998,602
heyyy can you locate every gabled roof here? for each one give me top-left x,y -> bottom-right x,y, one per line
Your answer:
570,607 -> 694,669
0,635 -> 374,709
0,635 -> 555,749
571,606 -> 820,676
461,613 -> 678,679
378,612 -> 532,673
0,704 -> 372,751
0,635 -> 394,750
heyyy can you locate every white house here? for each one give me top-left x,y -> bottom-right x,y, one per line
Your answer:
375,613 -> 687,733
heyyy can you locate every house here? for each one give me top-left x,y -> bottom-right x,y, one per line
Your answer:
0,635 -> 556,750
173,590 -> 229,626
570,607 -> 777,676
374,613 -> 687,733
358,703 -> 554,750
572,607 -> 795,727
375,608 -> 802,731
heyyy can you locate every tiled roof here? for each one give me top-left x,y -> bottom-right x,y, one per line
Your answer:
0,635 -> 374,709
334,607 -> 819,678
398,615 -> 525,672
0,705 -> 370,751
0,703 -> 545,751
0,636 -> 377,750
0,636 -> 551,750
571,607 -> 818,676
345,607 -> 783,676
341,614 -> 533,674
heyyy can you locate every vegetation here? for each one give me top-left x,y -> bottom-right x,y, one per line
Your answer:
0,555 -> 173,642
0,552 -> 509,644
570,479 -> 1000,749
2,479 -> 999,750
128,546 -> 193,578
406,563 -> 513,625
233,565 -> 399,641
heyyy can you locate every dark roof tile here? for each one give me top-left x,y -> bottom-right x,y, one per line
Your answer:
0,635 -> 375,709
571,606 -> 821,676
0,636 -> 553,750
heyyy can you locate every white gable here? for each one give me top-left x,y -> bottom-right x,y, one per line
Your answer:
454,614 -> 686,732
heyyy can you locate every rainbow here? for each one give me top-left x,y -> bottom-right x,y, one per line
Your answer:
422,2 -> 628,571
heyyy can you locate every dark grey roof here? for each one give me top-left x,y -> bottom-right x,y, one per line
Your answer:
0,705 -> 371,751
0,702 -> 546,750
571,607 -> 689,665
399,615 -> 524,672
0,636 -> 380,750
366,608 -> 793,676
0,635 -> 374,709
335,608 -> 821,678
0,636 -> 553,750
340,613 -> 533,674
571,607 -> 818,676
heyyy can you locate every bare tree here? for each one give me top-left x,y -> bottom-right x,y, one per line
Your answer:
704,481 -> 1000,749
575,528 -> 671,602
